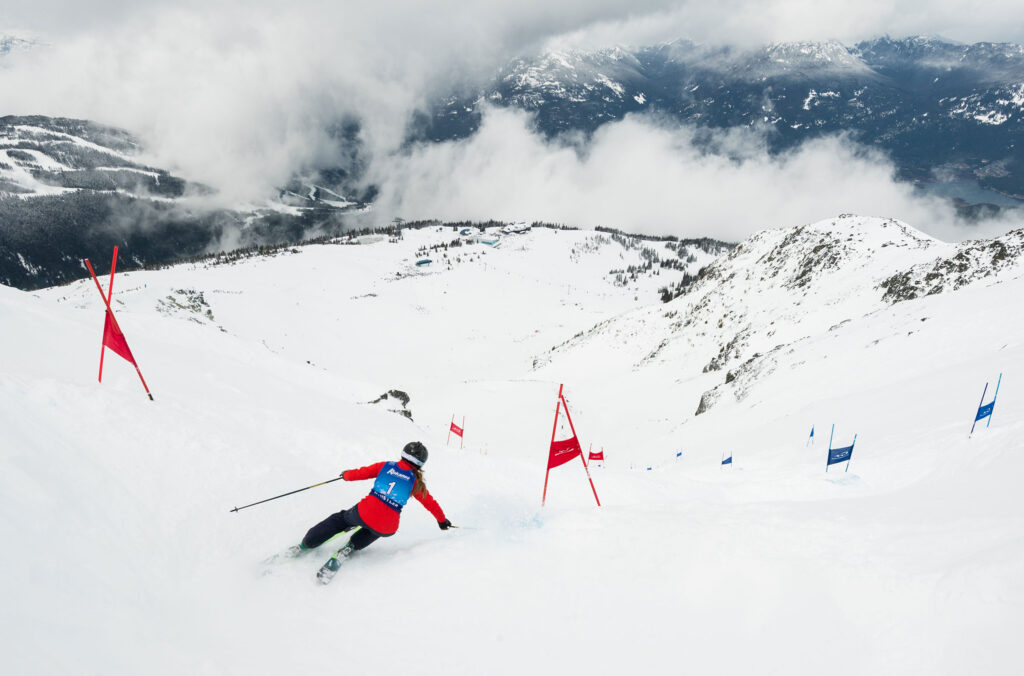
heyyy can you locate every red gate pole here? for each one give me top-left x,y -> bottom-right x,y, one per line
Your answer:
447,414 -> 454,446
559,389 -> 601,507
84,258 -> 154,401
461,416 -> 465,449
541,384 -> 563,507
97,246 -> 119,382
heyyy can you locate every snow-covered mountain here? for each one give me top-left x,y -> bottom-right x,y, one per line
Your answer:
422,36 -> 1024,205
540,215 -> 1020,376
0,116 -> 187,199
0,33 -> 39,59
0,116 -> 369,289
1,215 -> 1021,674
528,215 -> 1022,448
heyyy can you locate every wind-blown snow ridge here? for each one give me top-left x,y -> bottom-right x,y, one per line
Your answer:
881,227 -> 1024,302
538,216 -> 948,374
533,215 -> 1022,421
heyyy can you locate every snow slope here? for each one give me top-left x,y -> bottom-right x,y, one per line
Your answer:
1,219 -> 1021,675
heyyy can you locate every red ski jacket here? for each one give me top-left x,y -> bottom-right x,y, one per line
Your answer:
342,459 -> 446,535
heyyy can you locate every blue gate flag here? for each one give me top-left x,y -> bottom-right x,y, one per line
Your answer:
970,373 -> 1002,437
828,444 -> 854,465
825,424 -> 856,472
721,451 -> 732,466
810,426 -> 815,437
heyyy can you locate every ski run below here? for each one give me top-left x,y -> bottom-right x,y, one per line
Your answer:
1,219 -> 1022,675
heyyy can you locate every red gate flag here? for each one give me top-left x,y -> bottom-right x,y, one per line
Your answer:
85,247 -> 154,401
542,384 -> 600,507
447,414 -> 465,448
588,448 -> 604,462
102,310 -> 137,365
548,436 -> 582,468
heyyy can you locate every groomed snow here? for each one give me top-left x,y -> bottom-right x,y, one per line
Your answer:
1,219 -> 1021,674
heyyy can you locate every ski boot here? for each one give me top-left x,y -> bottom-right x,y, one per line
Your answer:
316,542 -> 356,585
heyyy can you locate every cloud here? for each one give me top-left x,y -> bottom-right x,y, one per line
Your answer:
545,1 -> 1024,51
372,106 -> 1022,242
0,1 -> 684,203
0,1 -> 1021,241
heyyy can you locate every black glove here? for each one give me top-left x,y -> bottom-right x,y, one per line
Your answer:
438,519 -> 452,530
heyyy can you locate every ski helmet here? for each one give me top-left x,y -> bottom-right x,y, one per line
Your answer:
401,441 -> 428,467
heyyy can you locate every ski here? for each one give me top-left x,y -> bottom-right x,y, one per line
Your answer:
260,544 -> 312,576
262,544 -> 307,566
263,528 -> 356,569
316,527 -> 361,585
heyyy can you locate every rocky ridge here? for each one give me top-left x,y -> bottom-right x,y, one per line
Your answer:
533,215 -> 1024,416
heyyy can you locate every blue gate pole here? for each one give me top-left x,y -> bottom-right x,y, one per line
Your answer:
987,373 -> 1002,429
970,382 -> 989,437
846,435 -> 857,473
826,424 -> 834,472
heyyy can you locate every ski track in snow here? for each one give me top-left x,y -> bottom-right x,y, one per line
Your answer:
1,219 -> 1022,675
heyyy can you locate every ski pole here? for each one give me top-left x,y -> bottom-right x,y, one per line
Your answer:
230,476 -> 344,513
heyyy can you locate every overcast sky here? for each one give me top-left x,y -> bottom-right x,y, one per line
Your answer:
2,1 -> 1022,240
6,0 -> 1024,47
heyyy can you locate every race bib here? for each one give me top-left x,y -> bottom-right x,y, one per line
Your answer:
370,462 -> 416,511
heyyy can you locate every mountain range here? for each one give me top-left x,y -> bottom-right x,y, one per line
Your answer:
2,35 -> 1024,290
0,115 -> 370,289
420,36 -> 1024,205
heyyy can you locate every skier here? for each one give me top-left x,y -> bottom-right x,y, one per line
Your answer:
298,441 -> 452,562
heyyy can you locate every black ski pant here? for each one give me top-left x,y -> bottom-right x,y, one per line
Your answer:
302,505 -> 382,551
